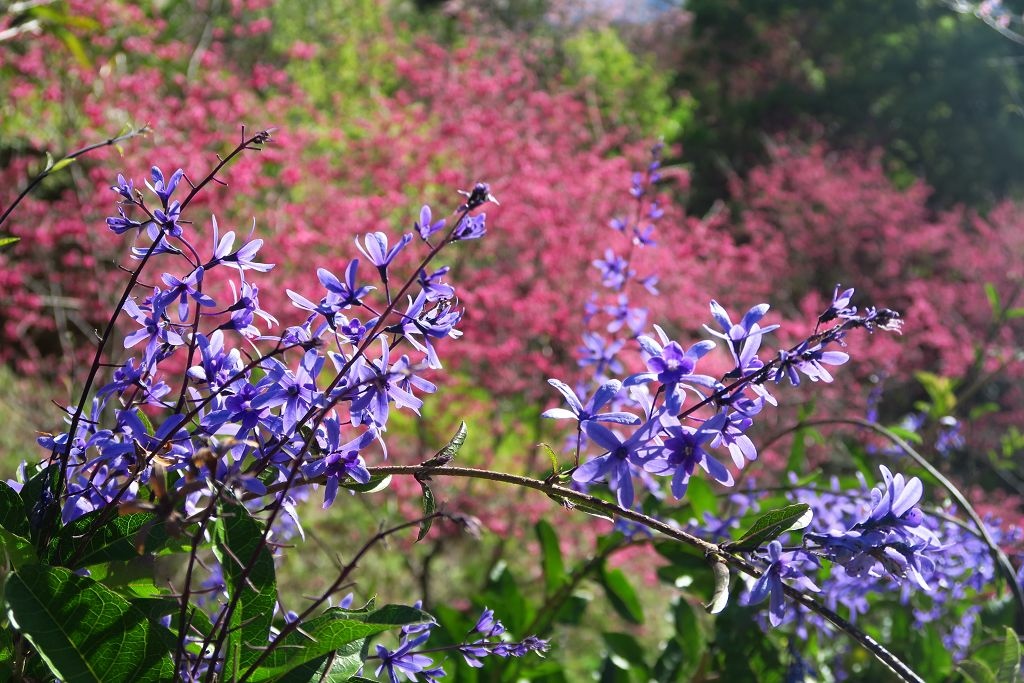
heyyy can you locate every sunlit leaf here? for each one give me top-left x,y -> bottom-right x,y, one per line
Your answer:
4,565 -> 175,682
724,503 -> 811,552
212,503 -> 277,679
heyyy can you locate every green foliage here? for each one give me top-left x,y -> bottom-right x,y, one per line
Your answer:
246,604 -> 434,682
212,502 -> 278,678
681,0 -> 1024,210
4,564 -> 176,682
562,28 -> 694,141
725,503 -> 812,552
268,0 -> 410,128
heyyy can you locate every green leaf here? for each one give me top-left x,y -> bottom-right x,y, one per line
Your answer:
886,424 -> 924,445
135,409 -> 155,437
602,631 -> 648,671
49,157 -> 76,175
539,442 -> 561,475
684,476 -> 718,519
275,639 -> 363,683
128,597 -> 178,625
4,564 -> 175,682
213,503 -> 278,679
724,503 -> 812,552
554,592 -> 590,625
571,499 -> 615,523
985,282 -> 1001,313
599,567 -> 643,624
54,27 -> 92,69
0,480 -> 30,537
340,473 -> 391,494
436,420 -> 467,460
247,605 -> 432,682
415,478 -> 436,542
535,520 -> 566,596
19,465 -> 57,543
1005,307 -> 1024,319
704,558 -> 730,614
0,236 -> 18,249
82,556 -> 164,599
0,527 -> 37,569
959,659 -> 997,683
996,626 -> 1021,683
652,639 -> 685,682
49,512 -> 172,568
652,541 -> 715,594
669,598 -> 706,679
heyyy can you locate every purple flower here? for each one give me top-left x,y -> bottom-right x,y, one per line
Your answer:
573,418 -> 664,508
106,207 -> 143,235
287,261 -> 373,329
805,466 -> 938,590
303,420 -> 375,508
392,290 -> 463,369
818,284 -> 857,325
604,295 -> 647,334
318,261 -> 374,307
704,300 -> 779,377
375,632 -> 441,683
578,332 -> 624,377
251,350 -> 325,431
152,200 -> 183,238
473,608 -> 504,637
642,412 -> 733,499
159,267 -> 217,322
122,291 -> 186,352
744,541 -> 820,627
221,281 -> 278,337
774,341 -> 849,386
625,325 -> 720,413
145,166 -> 184,207
112,173 -> 135,200
416,205 -> 447,241
592,249 -> 632,290
452,213 -> 486,241
417,266 -> 455,301
187,331 -> 244,391
709,409 -> 758,468
348,340 -> 436,429
208,216 -> 274,274
457,182 -> 499,211
356,231 -> 413,282
541,378 -> 640,427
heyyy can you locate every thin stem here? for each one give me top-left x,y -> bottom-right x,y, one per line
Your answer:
0,126 -> 149,229
235,513 -> 447,683
251,463 -> 924,683
207,205 -> 478,670
798,417 -> 1024,632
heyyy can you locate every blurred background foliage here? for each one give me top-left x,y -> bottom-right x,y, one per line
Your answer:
3,0 -> 1024,680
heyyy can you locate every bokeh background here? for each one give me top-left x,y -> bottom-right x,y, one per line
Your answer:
3,0 -> 1024,679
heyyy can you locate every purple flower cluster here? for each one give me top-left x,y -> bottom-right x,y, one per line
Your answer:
542,143 -> 903,518
373,606 -> 548,682
718,467 -> 1017,662
31,166 -> 496,534
804,466 -> 939,590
